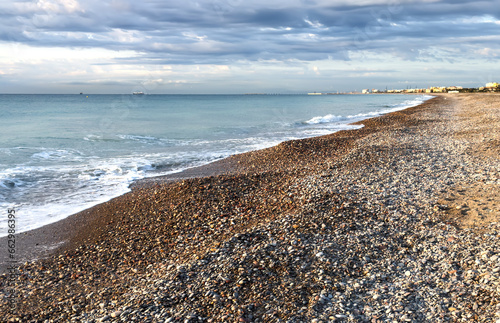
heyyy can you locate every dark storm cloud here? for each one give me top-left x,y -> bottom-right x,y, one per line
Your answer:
1,0 -> 500,64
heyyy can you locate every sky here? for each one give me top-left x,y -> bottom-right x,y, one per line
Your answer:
0,0 -> 499,94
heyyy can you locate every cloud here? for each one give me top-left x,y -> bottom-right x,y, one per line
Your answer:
4,0 -> 500,59
1,0 -> 500,93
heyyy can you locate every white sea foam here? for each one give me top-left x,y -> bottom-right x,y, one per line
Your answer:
305,95 -> 432,126
31,149 -> 84,160
305,114 -> 345,124
83,134 -> 102,141
0,156 -> 152,236
118,134 -> 160,143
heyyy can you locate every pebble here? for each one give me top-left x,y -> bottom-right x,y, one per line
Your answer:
1,94 -> 499,322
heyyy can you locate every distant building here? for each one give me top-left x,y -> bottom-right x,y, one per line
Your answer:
353,83 -> 495,95
405,88 -> 425,93
428,87 -> 447,93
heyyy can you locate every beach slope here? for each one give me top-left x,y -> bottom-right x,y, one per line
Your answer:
1,93 -> 499,322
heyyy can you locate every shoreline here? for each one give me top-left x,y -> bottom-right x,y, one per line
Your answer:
0,143 -> 242,274
0,93 -> 431,239
0,94 -> 433,272
1,93 -> 431,240
1,93 -> 499,322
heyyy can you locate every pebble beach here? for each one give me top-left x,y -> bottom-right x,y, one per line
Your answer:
1,93 -> 499,322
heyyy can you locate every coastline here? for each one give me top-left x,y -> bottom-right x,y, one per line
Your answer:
0,94 -> 432,272
0,94 -> 428,240
1,93 -> 499,322
0,153 -> 241,274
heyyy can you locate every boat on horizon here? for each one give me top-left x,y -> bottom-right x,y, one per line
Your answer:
132,91 -> 145,95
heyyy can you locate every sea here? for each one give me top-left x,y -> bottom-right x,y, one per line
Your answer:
0,94 -> 432,236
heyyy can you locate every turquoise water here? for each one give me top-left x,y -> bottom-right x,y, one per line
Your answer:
0,94 -> 432,234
